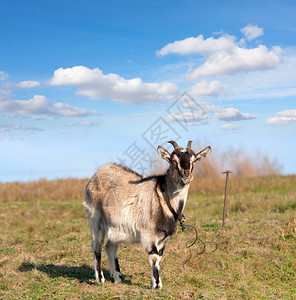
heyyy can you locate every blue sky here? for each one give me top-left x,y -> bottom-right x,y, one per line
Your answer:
1,0 -> 296,182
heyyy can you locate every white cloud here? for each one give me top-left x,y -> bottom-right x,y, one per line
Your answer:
216,123 -> 242,131
16,80 -> 40,89
0,123 -> 13,132
183,101 -> 225,114
188,45 -> 282,79
156,30 -> 282,79
218,46 -> 296,100
202,103 -> 224,113
266,110 -> 296,125
0,123 -> 42,132
0,95 -> 95,117
240,24 -> 264,41
156,34 -> 236,56
0,89 -> 10,102
1,80 -> 40,93
0,71 -> 8,81
0,127 -> 10,132
53,102 -> 95,117
0,95 -> 51,115
0,72 -> 95,118
215,108 -> 256,121
167,112 -> 210,126
7,113 -> 32,119
190,80 -> 229,97
177,98 -> 256,125
67,121 -> 99,127
15,125 -> 42,131
0,123 -> 13,128
50,66 -> 178,104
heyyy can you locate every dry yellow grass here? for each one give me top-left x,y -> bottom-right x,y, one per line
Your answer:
194,148 -> 282,178
0,173 -> 295,299
0,178 -> 88,203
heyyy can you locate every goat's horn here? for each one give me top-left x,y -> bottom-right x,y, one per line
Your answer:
187,140 -> 193,149
168,140 -> 179,149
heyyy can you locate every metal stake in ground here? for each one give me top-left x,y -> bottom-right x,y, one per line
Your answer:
222,170 -> 232,230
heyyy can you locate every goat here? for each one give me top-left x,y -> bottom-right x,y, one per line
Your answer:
84,140 -> 211,289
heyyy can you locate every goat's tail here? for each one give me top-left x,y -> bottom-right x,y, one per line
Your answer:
83,184 -> 96,218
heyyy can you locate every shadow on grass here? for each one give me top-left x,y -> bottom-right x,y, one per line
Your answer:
18,262 -> 136,286
19,262 -> 109,284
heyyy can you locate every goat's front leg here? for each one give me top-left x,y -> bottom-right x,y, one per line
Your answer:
148,252 -> 162,289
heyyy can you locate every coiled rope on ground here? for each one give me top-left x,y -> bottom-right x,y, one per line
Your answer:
180,221 -> 221,265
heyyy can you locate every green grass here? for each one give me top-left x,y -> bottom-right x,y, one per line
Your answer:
0,176 -> 295,299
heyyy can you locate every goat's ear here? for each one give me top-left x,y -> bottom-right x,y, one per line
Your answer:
157,146 -> 171,162
194,146 -> 211,162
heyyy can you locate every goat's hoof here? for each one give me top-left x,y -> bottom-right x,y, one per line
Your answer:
95,273 -> 105,284
152,285 -> 162,290
152,282 -> 162,289
95,279 -> 105,285
114,279 -> 123,284
113,273 -> 123,284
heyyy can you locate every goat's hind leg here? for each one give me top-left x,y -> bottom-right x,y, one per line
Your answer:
92,239 -> 105,284
87,208 -> 105,284
105,239 -> 123,283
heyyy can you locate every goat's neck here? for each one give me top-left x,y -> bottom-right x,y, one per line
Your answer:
164,171 -> 190,219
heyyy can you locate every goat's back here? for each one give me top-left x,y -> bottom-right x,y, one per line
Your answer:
85,163 -> 160,229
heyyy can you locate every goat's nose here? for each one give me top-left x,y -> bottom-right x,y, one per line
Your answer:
183,170 -> 190,177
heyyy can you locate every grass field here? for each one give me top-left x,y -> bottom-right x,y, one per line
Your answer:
0,175 -> 295,299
